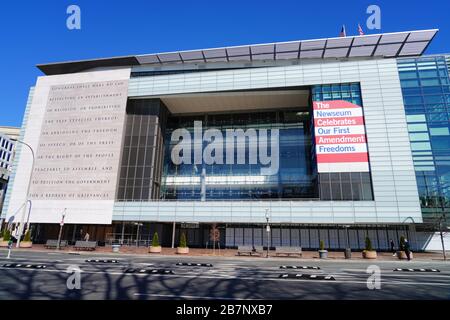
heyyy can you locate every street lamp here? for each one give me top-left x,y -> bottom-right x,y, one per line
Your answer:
11,139 -> 35,248
56,208 -> 67,250
344,225 -> 351,259
134,222 -> 143,247
265,208 -> 270,258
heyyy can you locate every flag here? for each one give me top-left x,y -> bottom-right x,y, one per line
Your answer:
340,25 -> 347,37
358,23 -> 365,36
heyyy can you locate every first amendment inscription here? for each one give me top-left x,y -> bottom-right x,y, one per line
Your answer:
29,80 -> 128,200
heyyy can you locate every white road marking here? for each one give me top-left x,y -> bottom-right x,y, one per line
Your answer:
2,266 -> 450,286
133,293 -> 260,300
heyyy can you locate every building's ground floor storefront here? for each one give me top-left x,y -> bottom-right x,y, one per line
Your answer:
18,221 -> 447,252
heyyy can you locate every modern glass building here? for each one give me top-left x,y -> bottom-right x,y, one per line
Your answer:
1,29 -> 449,251
398,55 -> 450,226
0,127 -> 19,215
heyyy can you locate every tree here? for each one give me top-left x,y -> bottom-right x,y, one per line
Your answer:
319,240 -> 325,251
3,229 -> 11,241
151,232 -> 160,247
399,235 -> 406,251
365,236 -> 373,251
23,229 -> 32,242
179,232 -> 187,248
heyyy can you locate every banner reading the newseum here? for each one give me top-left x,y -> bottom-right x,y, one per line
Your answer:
313,100 -> 369,173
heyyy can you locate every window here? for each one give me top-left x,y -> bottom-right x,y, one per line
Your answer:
161,108 -> 318,200
319,172 -> 373,201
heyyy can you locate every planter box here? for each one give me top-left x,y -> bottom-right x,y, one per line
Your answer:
0,241 -> 10,248
149,246 -> 162,253
396,251 -> 413,260
362,251 -> 377,259
177,247 -> 189,254
20,242 -> 32,248
318,250 -> 328,259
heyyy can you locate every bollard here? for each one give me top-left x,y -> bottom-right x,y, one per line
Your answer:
6,240 -> 13,259
344,248 -> 352,259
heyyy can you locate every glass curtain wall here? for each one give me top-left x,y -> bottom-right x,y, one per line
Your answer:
161,109 -> 318,200
398,56 -> 450,224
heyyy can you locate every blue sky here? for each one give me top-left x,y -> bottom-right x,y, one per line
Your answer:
0,0 -> 448,127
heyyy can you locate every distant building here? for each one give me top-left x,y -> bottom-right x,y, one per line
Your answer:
0,127 -> 20,219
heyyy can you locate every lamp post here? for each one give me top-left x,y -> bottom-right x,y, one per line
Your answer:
265,209 -> 270,258
437,194 -> 447,261
134,222 -> 143,247
56,208 -> 67,250
11,139 -> 35,248
344,225 -> 351,259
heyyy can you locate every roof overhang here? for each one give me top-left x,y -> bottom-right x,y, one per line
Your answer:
37,29 -> 439,75
157,89 -> 310,114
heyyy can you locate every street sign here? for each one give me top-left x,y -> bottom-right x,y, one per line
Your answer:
180,222 -> 199,229
266,225 -> 271,232
210,228 -> 220,242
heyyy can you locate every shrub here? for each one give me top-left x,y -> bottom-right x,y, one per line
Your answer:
3,229 -> 11,241
399,235 -> 406,251
179,232 -> 187,248
319,240 -> 325,251
151,232 -> 160,247
365,236 -> 373,251
23,229 -> 32,242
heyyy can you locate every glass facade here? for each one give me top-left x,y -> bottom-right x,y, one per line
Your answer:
118,84 -> 374,202
398,56 -> 450,223
116,99 -> 169,201
161,109 -> 318,200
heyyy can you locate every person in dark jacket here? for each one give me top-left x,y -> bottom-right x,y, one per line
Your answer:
390,239 -> 396,256
404,238 -> 411,261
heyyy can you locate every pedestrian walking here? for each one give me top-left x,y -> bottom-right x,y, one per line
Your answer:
390,239 -> 396,256
404,238 -> 411,261
84,232 -> 90,242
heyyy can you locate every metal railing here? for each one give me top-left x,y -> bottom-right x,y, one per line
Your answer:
115,197 -> 322,202
106,233 -> 151,247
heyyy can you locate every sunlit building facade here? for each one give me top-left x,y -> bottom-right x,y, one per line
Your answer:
2,29 -> 449,251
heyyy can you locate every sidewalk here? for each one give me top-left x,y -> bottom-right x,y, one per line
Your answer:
6,244 -> 448,261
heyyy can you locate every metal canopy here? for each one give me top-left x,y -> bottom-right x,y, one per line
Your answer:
37,29 -> 438,75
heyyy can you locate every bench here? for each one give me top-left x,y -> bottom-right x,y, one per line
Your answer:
237,246 -> 264,256
74,241 -> 97,251
275,246 -> 302,257
44,240 -> 68,249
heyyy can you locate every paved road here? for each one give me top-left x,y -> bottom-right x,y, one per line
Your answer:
0,249 -> 449,300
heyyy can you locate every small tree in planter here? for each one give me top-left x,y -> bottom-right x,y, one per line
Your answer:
20,229 -> 33,248
362,236 -> 377,259
396,235 -> 412,260
149,232 -> 161,253
318,240 -> 328,259
177,232 -> 189,254
0,229 -> 11,247
24,229 -> 31,241
399,236 -> 406,251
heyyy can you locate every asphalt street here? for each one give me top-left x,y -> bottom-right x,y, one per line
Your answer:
0,249 -> 449,300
